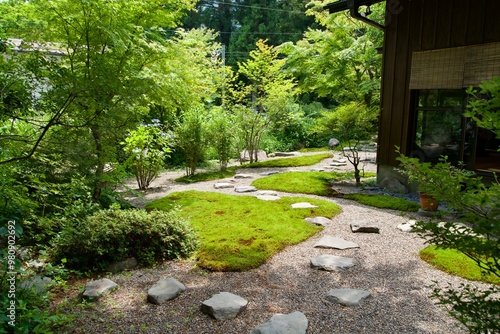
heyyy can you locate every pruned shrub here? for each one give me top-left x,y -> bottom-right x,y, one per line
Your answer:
51,208 -> 199,270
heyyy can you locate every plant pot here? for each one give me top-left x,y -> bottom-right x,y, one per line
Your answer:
419,193 -> 439,211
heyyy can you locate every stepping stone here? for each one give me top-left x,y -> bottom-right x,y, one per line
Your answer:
273,152 -> 300,157
350,221 -> 380,233
397,220 -> 416,232
19,276 -> 52,293
256,195 -> 281,201
257,190 -> 278,196
292,202 -> 318,209
305,216 -> 332,226
250,311 -> 308,334
332,158 -> 347,163
259,171 -> 280,176
330,162 -> 347,167
310,255 -> 355,271
235,186 -> 257,193
310,167 -> 325,172
201,292 -> 248,320
234,174 -> 254,179
314,236 -> 359,249
147,278 -> 186,305
107,257 -> 138,273
326,289 -> 371,307
214,182 -> 234,189
82,278 -> 118,301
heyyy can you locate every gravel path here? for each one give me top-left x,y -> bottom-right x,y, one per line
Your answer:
67,152 -> 488,333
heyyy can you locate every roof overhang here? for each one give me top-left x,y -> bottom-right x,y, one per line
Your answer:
325,0 -> 385,30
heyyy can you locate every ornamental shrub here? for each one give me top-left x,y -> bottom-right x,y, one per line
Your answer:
51,208 -> 199,270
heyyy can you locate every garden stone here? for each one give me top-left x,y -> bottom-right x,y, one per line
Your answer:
304,216 -> 332,226
310,255 -> 355,271
19,276 -> 52,293
314,236 -> 359,249
147,278 -> 186,305
326,289 -> 371,307
107,257 -> 138,273
292,202 -> 318,209
256,195 -> 281,201
273,152 -> 300,157
310,167 -> 325,172
380,177 -> 408,194
328,138 -> 340,148
259,171 -> 280,176
235,186 -> 257,193
214,182 -> 235,189
234,174 -> 254,179
350,221 -> 380,233
330,162 -> 347,167
250,311 -> 308,334
82,278 -> 118,301
257,190 -> 278,196
201,292 -> 248,320
332,158 -> 347,163
397,220 -> 417,232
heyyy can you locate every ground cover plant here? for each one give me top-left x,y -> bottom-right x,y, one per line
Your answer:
420,246 -> 500,285
146,190 -> 341,271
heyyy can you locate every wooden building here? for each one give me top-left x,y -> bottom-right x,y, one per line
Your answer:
326,0 -> 500,181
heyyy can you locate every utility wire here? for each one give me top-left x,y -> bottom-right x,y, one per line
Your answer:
197,0 -> 304,14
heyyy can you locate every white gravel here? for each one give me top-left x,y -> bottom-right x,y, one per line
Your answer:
65,152 -> 491,333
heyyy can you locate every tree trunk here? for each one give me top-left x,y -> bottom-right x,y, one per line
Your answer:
91,126 -> 105,202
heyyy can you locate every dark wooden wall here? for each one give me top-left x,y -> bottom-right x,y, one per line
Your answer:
377,0 -> 500,167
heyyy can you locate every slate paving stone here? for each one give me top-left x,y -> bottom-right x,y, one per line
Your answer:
326,289 -> 371,307
310,254 -> 356,271
314,235 -> 359,249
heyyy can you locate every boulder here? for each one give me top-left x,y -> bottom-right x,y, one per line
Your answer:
19,276 -> 52,293
314,236 -> 359,250
250,311 -> 308,334
147,278 -> 186,305
326,289 -> 371,307
304,217 -> 332,226
82,278 -> 118,301
328,138 -> 340,148
380,177 -> 409,194
310,255 -> 355,271
350,221 -> 380,233
201,292 -> 248,320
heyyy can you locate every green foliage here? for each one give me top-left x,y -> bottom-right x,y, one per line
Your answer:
465,76 -> 500,139
420,246 -> 500,284
205,107 -> 235,170
175,108 -> 207,176
51,208 -> 199,270
342,194 -> 420,212
146,190 -> 341,271
123,123 -> 171,190
244,153 -> 332,168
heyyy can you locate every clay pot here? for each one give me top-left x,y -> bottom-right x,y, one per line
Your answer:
419,193 -> 439,211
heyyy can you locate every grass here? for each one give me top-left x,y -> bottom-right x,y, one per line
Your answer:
298,147 -> 330,152
342,194 -> 420,212
146,190 -> 341,271
243,153 -> 333,168
420,246 -> 500,284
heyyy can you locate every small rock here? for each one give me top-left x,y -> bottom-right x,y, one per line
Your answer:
305,217 -> 332,226
201,292 -> 248,320
350,221 -> 380,233
214,182 -> 235,189
327,289 -> 371,307
250,311 -> 308,334
397,220 -> 417,232
310,254 -> 355,271
292,202 -> 318,209
235,186 -> 257,193
147,278 -> 186,305
82,278 -> 118,301
19,276 -> 52,293
107,257 -> 138,273
314,236 -> 359,249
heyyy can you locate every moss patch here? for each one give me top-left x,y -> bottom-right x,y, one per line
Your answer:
244,153 -> 332,168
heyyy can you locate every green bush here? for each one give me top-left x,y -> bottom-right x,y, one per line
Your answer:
51,208 -> 199,271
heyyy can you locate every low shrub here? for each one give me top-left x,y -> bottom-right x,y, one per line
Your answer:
51,208 -> 199,271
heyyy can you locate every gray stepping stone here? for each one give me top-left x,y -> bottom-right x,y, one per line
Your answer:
397,220 -> 416,232
330,162 -> 348,167
250,311 -> 308,334
332,158 -> 347,163
310,167 -> 325,172
82,278 -> 118,301
147,278 -> 186,305
107,257 -> 138,273
256,195 -> 281,201
259,171 -> 280,176
314,236 -> 359,249
305,216 -> 332,226
234,174 -> 254,179
257,190 -> 278,196
310,254 -> 355,271
201,292 -> 248,320
214,182 -> 235,189
350,221 -> 380,233
235,186 -> 257,193
292,202 -> 318,209
326,289 -> 371,307
19,276 -> 52,293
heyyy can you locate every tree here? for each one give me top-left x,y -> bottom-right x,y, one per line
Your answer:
175,108 -> 207,176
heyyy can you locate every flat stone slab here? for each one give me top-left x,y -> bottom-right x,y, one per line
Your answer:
234,174 -> 254,179
147,278 -> 186,305
330,162 -> 348,167
326,289 -> 371,307
250,311 -> 308,334
235,186 -> 257,193
259,171 -> 280,176
83,278 -> 118,301
310,255 -> 355,271
292,202 -> 318,209
305,216 -> 332,226
256,195 -> 281,201
19,276 -> 52,293
310,167 -> 325,172
314,236 -> 359,249
350,221 -> 380,233
257,190 -> 278,196
214,182 -> 235,189
201,292 -> 248,320
332,158 -> 347,163
397,220 -> 417,232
